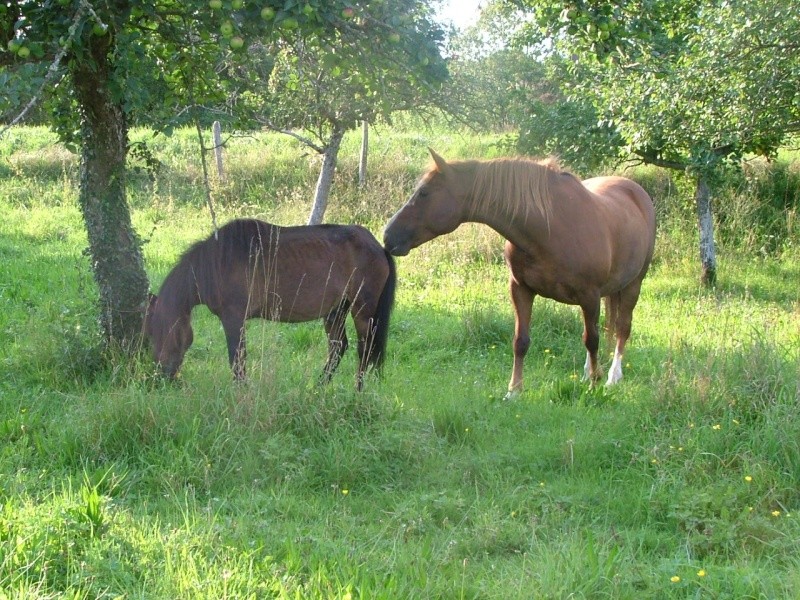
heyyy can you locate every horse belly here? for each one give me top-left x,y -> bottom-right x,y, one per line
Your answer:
506,243 -> 604,306
252,271 -> 352,323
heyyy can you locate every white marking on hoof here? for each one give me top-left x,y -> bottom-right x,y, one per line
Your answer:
606,350 -> 623,385
582,352 -> 592,382
504,388 -> 521,401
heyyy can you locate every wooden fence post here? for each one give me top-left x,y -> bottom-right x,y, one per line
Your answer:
359,120 -> 368,188
212,120 -> 224,182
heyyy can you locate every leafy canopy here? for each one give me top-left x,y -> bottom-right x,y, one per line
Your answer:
1,0 -> 447,141
511,0 -> 800,172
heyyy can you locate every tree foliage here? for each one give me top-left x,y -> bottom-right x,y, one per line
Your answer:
225,1 -> 448,223
513,0 -> 800,170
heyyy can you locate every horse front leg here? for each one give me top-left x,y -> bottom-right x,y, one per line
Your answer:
580,298 -> 602,384
320,302 -> 349,384
506,278 -> 534,399
221,315 -> 247,380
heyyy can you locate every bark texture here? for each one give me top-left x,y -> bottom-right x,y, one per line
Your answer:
307,128 -> 345,225
694,176 -> 717,286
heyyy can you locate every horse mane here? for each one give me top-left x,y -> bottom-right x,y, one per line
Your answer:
461,156 -> 566,225
158,219 -> 273,309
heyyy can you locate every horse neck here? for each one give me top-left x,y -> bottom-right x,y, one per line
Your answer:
160,263 -> 201,318
464,181 -> 552,247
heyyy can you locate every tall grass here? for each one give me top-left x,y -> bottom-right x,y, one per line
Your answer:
1,124 -> 798,598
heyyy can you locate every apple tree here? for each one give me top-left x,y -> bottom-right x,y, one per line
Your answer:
225,0 -> 448,224
510,0 -> 800,284
0,0 -> 423,350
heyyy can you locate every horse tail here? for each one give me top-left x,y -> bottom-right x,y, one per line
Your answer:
368,250 -> 397,370
603,295 -> 618,344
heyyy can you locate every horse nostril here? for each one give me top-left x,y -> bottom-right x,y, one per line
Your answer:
383,228 -> 409,256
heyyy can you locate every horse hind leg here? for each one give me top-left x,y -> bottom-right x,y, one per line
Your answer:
351,298 -> 383,392
603,295 -> 618,349
603,294 -> 620,383
221,314 -> 247,380
581,299 -> 602,384
606,283 -> 642,385
320,301 -> 350,384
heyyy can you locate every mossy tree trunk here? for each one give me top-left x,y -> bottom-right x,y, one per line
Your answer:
71,32 -> 149,349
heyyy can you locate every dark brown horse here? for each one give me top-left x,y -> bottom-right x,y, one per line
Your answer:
145,218 -> 396,389
384,150 -> 655,396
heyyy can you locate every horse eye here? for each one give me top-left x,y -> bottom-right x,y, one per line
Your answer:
418,188 -> 429,198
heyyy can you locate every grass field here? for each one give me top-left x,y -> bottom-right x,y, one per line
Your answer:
1,125 -> 799,598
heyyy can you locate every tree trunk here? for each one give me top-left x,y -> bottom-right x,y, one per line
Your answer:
72,34 -> 149,349
694,175 -> 717,286
307,127 -> 345,225
359,120 -> 368,188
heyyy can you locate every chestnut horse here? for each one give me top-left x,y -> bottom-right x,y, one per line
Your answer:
384,150 -> 655,396
145,219 -> 396,390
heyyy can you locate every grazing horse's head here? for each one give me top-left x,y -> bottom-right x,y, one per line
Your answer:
144,293 -> 193,379
384,149 -> 468,256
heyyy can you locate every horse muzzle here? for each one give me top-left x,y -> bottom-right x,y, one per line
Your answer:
385,243 -> 410,257
383,226 -> 412,256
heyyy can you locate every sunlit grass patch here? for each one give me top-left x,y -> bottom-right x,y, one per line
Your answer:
1,125 -> 799,598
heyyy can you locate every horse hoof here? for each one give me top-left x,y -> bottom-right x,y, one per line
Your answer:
503,389 -> 520,401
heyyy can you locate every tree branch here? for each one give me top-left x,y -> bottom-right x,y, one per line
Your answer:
253,116 -> 325,154
634,150 -> 687,171
0,3 -> 88,140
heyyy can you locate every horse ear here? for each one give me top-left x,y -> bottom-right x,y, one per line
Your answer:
429,148 -> 450,174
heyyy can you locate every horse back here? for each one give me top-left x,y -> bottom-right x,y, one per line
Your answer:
206,220 -> 388,322
582,176 -> 655,234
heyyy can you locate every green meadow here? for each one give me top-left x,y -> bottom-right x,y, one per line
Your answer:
1,125 -> 799,598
